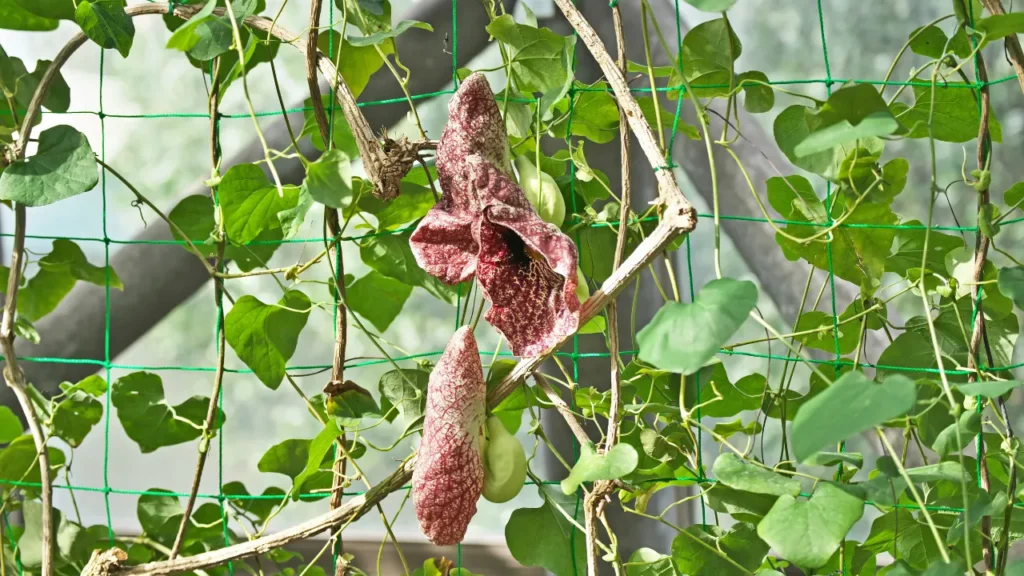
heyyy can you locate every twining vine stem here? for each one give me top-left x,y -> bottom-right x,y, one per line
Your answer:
169,55 -> 227,561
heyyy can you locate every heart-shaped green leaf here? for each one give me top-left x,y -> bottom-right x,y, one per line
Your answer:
792,371 -> 916,462
756,482 -> 864,569
638,278 -> 758,375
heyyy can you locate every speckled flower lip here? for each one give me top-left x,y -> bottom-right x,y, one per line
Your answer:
410,73 -> 580,356
412,326 -> 486,546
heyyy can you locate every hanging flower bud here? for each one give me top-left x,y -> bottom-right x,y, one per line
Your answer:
413,326 -> 487,545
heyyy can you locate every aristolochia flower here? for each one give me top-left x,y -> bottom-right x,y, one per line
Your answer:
410,73 -> 580,356
413,326 -> 486,546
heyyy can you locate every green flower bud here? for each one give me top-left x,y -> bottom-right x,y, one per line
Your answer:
481,416 -> 527,503
515,155 -> 566,227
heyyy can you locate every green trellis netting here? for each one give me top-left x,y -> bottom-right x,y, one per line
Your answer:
3,0 -> 1024,574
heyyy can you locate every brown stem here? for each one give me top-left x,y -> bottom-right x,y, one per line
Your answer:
964,48 -> 996,572
306,1 -> 350,567
1,205 -> 53,576
977,0 -> 1024,97
306,0 -> 331,148
326,208 -> 349,574
586,8 -> 632,574
535,373 -> 591,447
170,58 -> 226,559
604,0 -> 631,451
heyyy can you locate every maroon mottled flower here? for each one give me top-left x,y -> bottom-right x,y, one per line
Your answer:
411,72 -> 510,284
410,74 -> 580,356
413,326 -> 486,546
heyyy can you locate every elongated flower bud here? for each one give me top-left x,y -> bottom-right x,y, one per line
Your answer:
413,326 -> 486,545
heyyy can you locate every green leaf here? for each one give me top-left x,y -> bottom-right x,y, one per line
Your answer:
378,368 -> 428,426
712,416 -> 762,440
551,81 -> 618,143
137,489 -> 182,543
486,15 -> 576,94
909,25 -> 951,59
560,442 -> 638,494
895,83 -> 1003,143
0,0 -> 59,30
957,379 -> 1024,398
683,0 -> 736,12
948,490 -> 1007,545
39,238 -> 123,289
637,278 -> 758,375
324,381 -> 382,425
219,163 -> 300,244
792,311 -> 860,355
278,186 -> 314,239
712,453 -> 800,497
1005,181 -> 1024,209
0,435 -> 65,494
17,267 -> 76,322
932,411 -> 981,457
886,220 -> 965,277
705,483 -> 777,522
672,524 -> 768,576
112,372 -> 223,453
358,230 -> 461,305
258,438 -> 333,501
14,316 -> 39,344
13,0 -> 75,20
345,271 -> 412,332
0,407 -> 20,444
794,84 -> 899,157
0,125 -> 98,206
17,239 -> 121,322
792,372 -> 917,462
505,488 -> 586,576
756,482 -> 864,569
766,175 -> 827,222
75,0 -> 134,57
303,149 -> 354,209
776,195 -> 898,289
673,18 -> 741,98
974,13 -> 1024,43
372,181 -> 435,230
626,548 -> 675,576
223,482 -> 285,522
167,194 -> 283,271
52,376 -> 106,447
299,96 -> 359,156
738,70 -> 774,113
19,501 -> 82,569
317,31 -> 389,99
999,266 -> 1024,310
292,419 -> 340,498
336,0 -> 391,35
187,16 -> 236,60
805,451 -> 864,469
225,290 -> 310,390
165,0 -> 217,52
347,19 -> 432,47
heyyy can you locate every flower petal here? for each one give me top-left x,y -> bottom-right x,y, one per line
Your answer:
413,326 -> 487,546
409,205 -> 479,284
466,156 -> 581,356
437,72 -> 511,205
